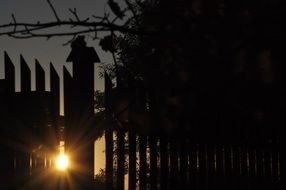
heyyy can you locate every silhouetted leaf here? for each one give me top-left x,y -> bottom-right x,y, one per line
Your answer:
99,35 -> 116,52
108,0 -> 125,19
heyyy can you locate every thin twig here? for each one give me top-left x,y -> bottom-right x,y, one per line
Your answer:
47,0 -> 60,22
11,14 -> 17,33
111,8 -> 129,24
93,31 -> 98,40
62,35 -> 77,46
23,26 -> 31,35
69,8 -> 80,22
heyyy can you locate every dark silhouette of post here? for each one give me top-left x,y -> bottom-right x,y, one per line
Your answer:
4,51 -> 15,92
104,72 -> 114,190
139,135 -> 147,190
149,136 -> 158,190
0,52 -> 15,188
35,59 -> 45,92
50,63 -> 61,143
117,130 -> 125,190
128,129 -> 137,190
20,55 -> 31,92
159,137 -> 168,190
65,36 -> 100,186
170,140 -> 178,189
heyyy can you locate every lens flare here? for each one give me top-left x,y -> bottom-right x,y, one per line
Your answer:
56,154 -> 69,170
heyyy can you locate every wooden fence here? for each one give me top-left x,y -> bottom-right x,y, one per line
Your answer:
103,128 -> 280,190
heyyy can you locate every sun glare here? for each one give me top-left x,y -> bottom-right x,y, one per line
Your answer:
56,154 -> 69,170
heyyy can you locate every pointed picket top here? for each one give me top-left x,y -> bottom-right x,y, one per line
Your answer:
50,62 -> 59,78
50,62 -> 60,116
50,62 -> 60,91
4,51 -> 15,92
63,65 -> 73,80
35,59 -> 45,92
63,65 -> 73,117
63,65 -> 73,95
20,54 -> 31,92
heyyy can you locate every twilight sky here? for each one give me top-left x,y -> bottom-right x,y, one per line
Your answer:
0,0 -> 119,114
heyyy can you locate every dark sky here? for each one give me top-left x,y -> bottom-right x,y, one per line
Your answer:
0,0 -> 117,115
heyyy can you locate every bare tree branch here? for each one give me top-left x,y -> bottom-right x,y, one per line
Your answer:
0,20 -> 154,38
0,1 -> 156,42
124,0 -> 139,24
5,28 -> 107,39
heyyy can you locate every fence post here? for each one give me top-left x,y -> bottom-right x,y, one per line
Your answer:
117,129 -> 125,190
160,137 -> 168,190
20,55 -> 31,92
139,135 -> 147,190
128,129 -> 137,190
149,135 -> 158,190
170,140 -> 178,189
179,138 -> 188,189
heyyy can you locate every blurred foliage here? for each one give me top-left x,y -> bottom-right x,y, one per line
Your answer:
94,90 -> 105,112
110,0 -> 284,139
